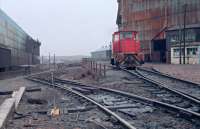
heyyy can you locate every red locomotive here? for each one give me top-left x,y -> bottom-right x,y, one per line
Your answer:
111,31 -> 144,69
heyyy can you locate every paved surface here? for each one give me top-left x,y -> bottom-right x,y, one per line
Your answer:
0,77 -> 35,91
142,63 -> 200,84
0,77 -> 37,105
0,70 -> 51,91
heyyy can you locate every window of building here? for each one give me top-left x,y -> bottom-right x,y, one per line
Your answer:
173,48 -> 184,57
173,48 -> 179,57
168,28 -> 197,45
195,28 -> 200,42
186,29 -> 196,42
187,47 -> 198,56
168,31 -> 180,44
170,34 -> 179,43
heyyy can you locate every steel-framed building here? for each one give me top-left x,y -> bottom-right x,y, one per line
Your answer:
117,0 -> 200,64
0,9 -> 41,71
91,46 -> 111,61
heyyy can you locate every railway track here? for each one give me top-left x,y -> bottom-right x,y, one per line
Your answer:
118,67 -> 200,113
60,66 -> 200,115
136,67 -> 200,101
27,74 -> 200,129
27,76 -> 136,129
54,78 -> 200,118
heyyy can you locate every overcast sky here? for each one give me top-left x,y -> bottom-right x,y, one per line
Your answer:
1,0 -> 118,56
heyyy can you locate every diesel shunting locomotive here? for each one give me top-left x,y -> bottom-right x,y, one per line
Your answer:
111,31 -> 144,69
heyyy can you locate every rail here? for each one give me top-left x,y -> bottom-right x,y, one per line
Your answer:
26,77 -> 137,129
53,78 -> 200,119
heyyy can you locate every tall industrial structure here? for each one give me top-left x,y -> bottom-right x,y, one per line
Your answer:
0,9 -> 41,71
117,0 -> 200,64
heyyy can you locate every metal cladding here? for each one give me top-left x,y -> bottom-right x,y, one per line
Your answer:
117,0 -> 200,62
0,9 -> 41,69
91,46 -> 111,61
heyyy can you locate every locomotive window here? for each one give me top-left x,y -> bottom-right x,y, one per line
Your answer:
114,34 -> 119,42
135,33 -> 139,41
120,32 -> 132,40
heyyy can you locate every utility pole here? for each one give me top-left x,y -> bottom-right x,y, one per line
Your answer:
41,55 -> 44,64
179,29 -> 182,64
49,53 -> 51,70
53,54 -> 56,71
178,0 -> 182,64
51,72 -> 55,107
183,4 -> 187,64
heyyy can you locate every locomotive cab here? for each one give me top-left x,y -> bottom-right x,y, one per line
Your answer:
111,31 -> 144,68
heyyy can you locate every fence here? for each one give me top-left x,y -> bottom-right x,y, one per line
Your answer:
82,58 -> 107,78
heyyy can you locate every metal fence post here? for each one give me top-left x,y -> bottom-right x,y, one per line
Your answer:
93,61 -> 95,72
49,53 -> 51,70
104,65 -> 106,77
100,64 -> 102,76
95,63 -> 98,73
90,61 -> 92,71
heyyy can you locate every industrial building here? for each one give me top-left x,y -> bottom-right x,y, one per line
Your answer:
117,0 -> 200,64
91,46 -> 111,61
166,25 -> 200,64
0,9 -> 41,71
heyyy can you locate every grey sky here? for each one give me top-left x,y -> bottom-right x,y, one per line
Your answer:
1,0 -> 118,56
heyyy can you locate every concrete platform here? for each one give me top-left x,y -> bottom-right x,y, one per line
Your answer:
12,87 -> 26,109
0,98 -> 15,129
0,87 -> 26,129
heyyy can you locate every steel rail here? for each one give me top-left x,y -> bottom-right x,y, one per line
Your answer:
53,78 -> 200,120
26,77 -> 137,129
139,67 -> 200,86
122,68 -> 200,105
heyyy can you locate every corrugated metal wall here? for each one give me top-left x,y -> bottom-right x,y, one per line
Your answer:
117,0 -> 200,62
0,47 -> 11,69
0,9 -> 41,68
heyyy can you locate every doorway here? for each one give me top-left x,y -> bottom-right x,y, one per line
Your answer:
153,39 -> 166,63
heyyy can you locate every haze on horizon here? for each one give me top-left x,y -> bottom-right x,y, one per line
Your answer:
1,0 -> 118,56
